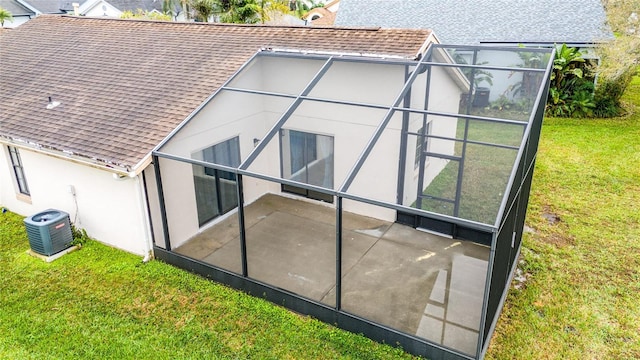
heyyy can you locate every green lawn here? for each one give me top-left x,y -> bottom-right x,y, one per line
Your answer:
1,74 -> 639,359
421,116 -> 525,224
486,72 -> 640,359
0,211 -> 415,359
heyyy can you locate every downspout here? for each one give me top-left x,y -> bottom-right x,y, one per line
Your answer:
132,172 -> 153,263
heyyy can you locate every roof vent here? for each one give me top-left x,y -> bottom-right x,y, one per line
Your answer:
46,96 -> 61,110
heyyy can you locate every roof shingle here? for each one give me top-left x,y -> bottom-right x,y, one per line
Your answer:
0,15 -> 432,170
335,0 -> 613,45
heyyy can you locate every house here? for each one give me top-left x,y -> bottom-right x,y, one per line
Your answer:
335,0 -> 612,48
0,15 -> 554,360
0,0 -> 174,27
0,0 -> 67,27
335,0 -> 612,101
303,0 -> 339,26
73,0 -> 123,17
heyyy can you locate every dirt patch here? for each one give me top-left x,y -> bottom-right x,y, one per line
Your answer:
540,231 -> 575,247
542,212 -> 561,225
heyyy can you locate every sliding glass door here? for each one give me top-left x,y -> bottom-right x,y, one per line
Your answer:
280,129 -> 334,203
193,137 -> 240,226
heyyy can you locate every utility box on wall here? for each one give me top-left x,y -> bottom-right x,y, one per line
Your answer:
24,209 -> 73,256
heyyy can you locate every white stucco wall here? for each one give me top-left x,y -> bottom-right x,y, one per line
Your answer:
81,1 -> 122,17
142,164 -> 165,249
1,15 -> 32,28
154,56 -> 464,244
0,145 -> 150,255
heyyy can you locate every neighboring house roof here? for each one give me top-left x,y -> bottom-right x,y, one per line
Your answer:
3,0 -> 167,17
18,0 -> 66,13
305,8 -> 335,26
335,0 -> 614,45
303,0 -> 339,26
106,0 -> 164,12
0,0 -> 34,16
0,15 -> 432,172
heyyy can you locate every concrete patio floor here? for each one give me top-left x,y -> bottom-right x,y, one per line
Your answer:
175,193 -> 490,355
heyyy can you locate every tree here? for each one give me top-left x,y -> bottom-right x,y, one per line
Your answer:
0,7 -> 13,27
120,9 -> 172,20
218,0 -> 261,23
259,0 -> 292,23
594,0 -> 640,117
602,0 -> 640,37
191,0 -> 217,22
162,0 -> 190,20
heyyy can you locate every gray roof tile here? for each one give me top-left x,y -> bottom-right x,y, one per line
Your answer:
335,0 -> 613,45
0,0 -> 34,16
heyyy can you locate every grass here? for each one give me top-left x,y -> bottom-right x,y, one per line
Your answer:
0,211 -> 414,360
1,74 -> 639,359
421,116 -> 524,224
486,72 -> 640,359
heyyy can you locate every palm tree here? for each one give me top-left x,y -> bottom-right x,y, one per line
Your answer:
259,0 -> 291,24
218,0 -> 260,23
0,7 -> 13,27
191,0 -> 217,22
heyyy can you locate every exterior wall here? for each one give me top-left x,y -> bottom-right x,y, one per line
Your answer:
0,145 -> 150,255
154,57 -> 464,245
1,15 -> 32,28
155,157 -> 200,248
142,164 -> 165,248
399,65 -> 462,208
81,1 -> 122,17
158,87 -> 282,248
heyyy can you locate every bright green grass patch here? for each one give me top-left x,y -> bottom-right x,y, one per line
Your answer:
421,117 -> 524,224
485,72 -> 640,359
0,210 -> 418,360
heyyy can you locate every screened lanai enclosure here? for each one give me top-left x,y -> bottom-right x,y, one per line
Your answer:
148,44 -> 555,360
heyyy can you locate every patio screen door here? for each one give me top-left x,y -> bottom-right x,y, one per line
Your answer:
280,129 -> 334,203
193,137 -> 240,226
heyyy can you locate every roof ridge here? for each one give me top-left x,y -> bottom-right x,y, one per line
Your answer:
53,14 -> 394,32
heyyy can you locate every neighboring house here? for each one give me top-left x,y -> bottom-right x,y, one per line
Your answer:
0,0 -> 175,27
0,15 -> 554,360
75,0 -> 122,17
303,0 -> 339,26
335,0 -> 612,47
1,0 -> 33,28
335,0 -> 613,100
0,0 -> 65,27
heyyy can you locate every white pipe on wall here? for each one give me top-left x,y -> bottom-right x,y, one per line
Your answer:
133,173 -> 153,263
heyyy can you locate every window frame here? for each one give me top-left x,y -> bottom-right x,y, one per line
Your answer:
192,137 -> 241,227
280,129 -> 334,203
7,146 -> 30,196
414,122 -> 432,169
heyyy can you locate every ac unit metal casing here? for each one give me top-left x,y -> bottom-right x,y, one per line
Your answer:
24,209 -> 73,256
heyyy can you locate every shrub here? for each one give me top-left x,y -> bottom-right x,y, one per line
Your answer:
593,36 -> 640,117
545,44 -> 597,118
70,223 -> 91,246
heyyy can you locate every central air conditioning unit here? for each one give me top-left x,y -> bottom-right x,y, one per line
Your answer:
24,209 -> 73,256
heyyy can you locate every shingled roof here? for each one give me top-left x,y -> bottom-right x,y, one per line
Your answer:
0,15 -> 432,172
335,0 -> 613,45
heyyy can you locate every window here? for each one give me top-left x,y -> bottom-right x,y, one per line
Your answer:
192,137 -> 240,226
8,146 -> 30,196
414,123 -> 431,169
202,137 -> 240,180
280,129 -> 334,203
